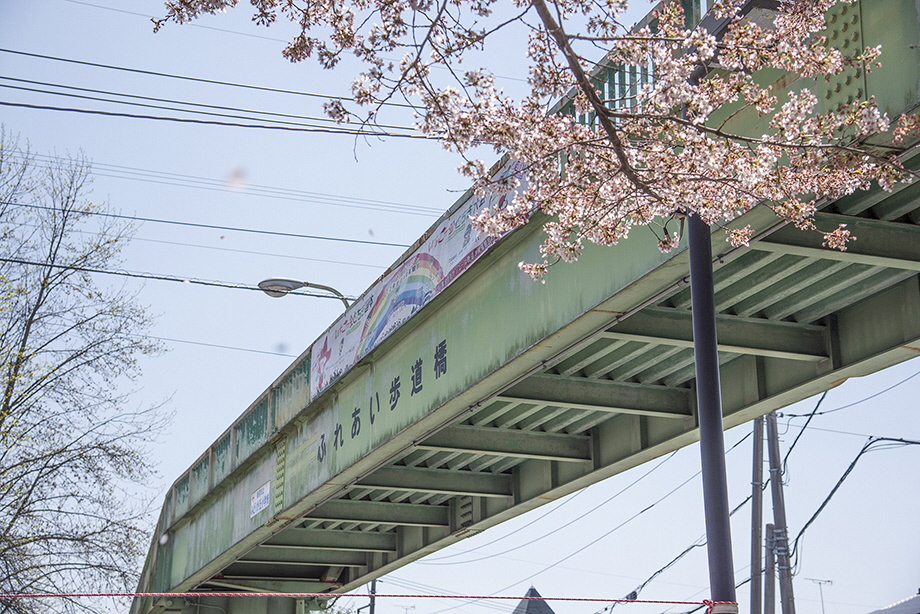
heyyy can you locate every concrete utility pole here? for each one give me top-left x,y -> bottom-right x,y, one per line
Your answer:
688,215 -> 737,611
764,523 -> 776,614
766,413 -> 796,614
751,417 -> 765,614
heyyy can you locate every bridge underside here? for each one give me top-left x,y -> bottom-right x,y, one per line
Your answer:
144,171 -> 920,614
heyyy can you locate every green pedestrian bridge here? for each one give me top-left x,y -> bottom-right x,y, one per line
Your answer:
132,2 -> 920,612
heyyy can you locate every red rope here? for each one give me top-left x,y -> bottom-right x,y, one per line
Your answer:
0,591 -> 738,608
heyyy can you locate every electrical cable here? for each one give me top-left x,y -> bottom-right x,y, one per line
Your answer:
781,368 -> 920,418
0,76 -> 418,133
419,450 -> 680,565
0,100 -> 435,140
0,256 -> 357,302
0,80 -> 417,134
0,47 -> 419,110
617,384 -> 918,611
385,578 -> 513,613
148,335 -> 298,358
595,432 -> 759,613
0,91 -> 409,136
780,391 -> 828,484
789,435 -> 920,575
133,236 -> 388,269
9,219 -> 389,272
3,201 -> 412,248
4,150 -> 443,217
60,0 -> 292,43
419,486 -> 589,562
426,435 -> 752,614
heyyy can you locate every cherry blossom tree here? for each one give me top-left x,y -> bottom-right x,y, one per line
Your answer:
157,0 -> 916,279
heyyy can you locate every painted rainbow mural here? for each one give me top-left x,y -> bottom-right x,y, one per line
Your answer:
358,252 -> 444,357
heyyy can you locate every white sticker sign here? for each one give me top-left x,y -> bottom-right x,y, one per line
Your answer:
250,481 -> 271,518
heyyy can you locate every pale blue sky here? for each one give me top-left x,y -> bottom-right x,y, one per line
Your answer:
0,1 -> 917,613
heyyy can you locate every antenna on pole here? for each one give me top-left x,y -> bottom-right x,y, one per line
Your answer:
806,578 -> 833,614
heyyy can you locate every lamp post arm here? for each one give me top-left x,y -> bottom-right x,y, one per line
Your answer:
304,282 -> 351,308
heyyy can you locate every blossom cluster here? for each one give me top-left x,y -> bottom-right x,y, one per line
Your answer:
158,0 -> 917,279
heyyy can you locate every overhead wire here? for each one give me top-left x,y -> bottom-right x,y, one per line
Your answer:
0,76 -> 418,133
0,47 -> 420,110
615,375 -> 920,610
131,236 -> 388,269
780,391 -> 828,482
3,201 -> 413,248
59,0 -> 294,43
789,435 -> 920,575
420,450 -> 680,565
0,256 -> 358,302
148,335 -> 298,358
426,435 -> 752,614
9,219 -> 389,272
5,150 -> 444,217
0,100 -> 435,140
419,487 -> 589,562
384,578 -> 513,613
782,368 -> 920,418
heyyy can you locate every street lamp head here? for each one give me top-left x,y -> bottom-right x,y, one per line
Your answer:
258,277 -> 307,298
258,276 -> 351,308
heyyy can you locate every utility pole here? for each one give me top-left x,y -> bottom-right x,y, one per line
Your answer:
357,579 -> 379,614
751,417 -> 765,614
806,579 -> 832,614
688,214 -> 737,612
764,523 -> 776,614
766,412 -> 796,614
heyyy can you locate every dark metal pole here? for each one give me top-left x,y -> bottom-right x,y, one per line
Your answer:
688,214 -> 737,607
370,578 -> 377,614
751,416 -> 765,614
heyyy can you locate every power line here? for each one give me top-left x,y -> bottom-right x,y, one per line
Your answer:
614,380 -> 920,611
0,256 -> 357,302
150,335 -> 298,358
3,201 -> 412,248
0,47 -> 419,109
782,368 -> 920,418
426,435 -> 752,614
789,435 -> 920,574
593,432 -> 758,614
418,491 -> 590,563
131,236 -> 388,269
0,100 -> 434,140
6,150 -> 443,217
59,0 -> 293,43
11,219 -> 389,271
0,77 -> 418,133
420,450 -> 679,565
385,578 -> 513,613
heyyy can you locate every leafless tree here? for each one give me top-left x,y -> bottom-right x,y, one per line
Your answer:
0,127 -> 168,613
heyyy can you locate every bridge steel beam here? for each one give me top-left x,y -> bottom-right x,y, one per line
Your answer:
415,425 -> 592,462
499,375 -> 693,418
302,500 -> 449,528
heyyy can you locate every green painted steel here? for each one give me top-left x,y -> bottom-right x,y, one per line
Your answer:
132,2 -> 920,613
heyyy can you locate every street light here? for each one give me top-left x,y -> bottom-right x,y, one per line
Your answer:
257,277 -> 351,309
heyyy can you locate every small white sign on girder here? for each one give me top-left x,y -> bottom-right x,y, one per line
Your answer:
250,481 -> 271,518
